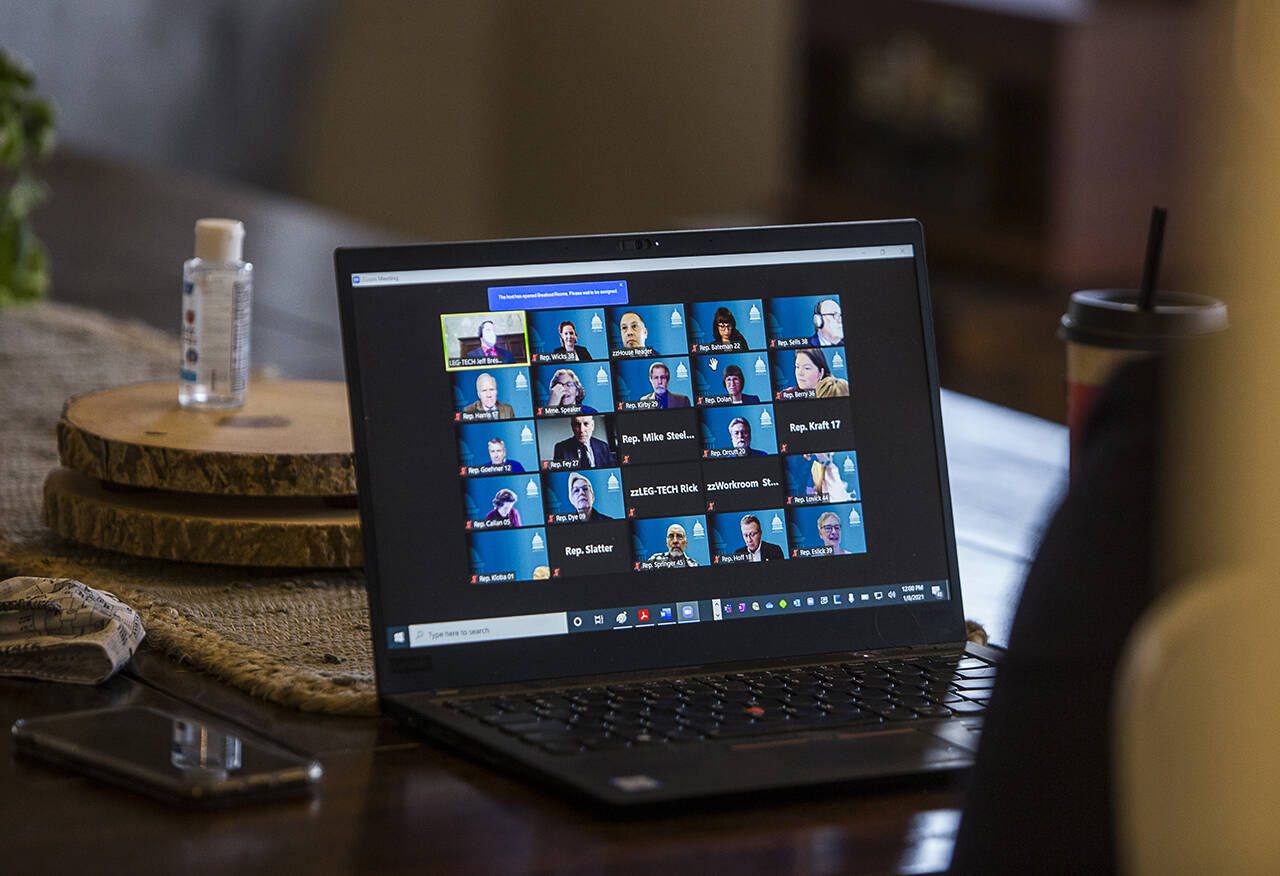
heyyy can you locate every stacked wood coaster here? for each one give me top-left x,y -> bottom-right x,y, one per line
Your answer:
43,379 -> 362,567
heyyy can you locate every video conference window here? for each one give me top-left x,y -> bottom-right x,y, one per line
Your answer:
770,346 -> 849,401
442,311 -> 529,369
607,304 -> 689,358
456,419 -> 539,475
710,509 -> 789,564
766,295 -> 844,350
462,472 -> 545,530
543,468 -> 625,523
452,367 -> 535,422
533,362 -> 613,416
612,357 -> 693,411
699,404 -> 779,458
784,450 -> 860,505
632,515 -> 710,571
468,527 -> 551,584
787,502 -> 867,558
536,414 -> 619,470
692,352 -> 771,406
688,299 -> 767,353
527,308 -> 606,363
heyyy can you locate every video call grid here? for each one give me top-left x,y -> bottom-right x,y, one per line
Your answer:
445,295 -> 862,582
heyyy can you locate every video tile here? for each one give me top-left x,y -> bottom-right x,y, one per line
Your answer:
461,472 -> 545,530
451,367 -> 534,423
631,514 -> 711,571
621,461 -> 706,519
687,299 -> 767,353
765,294 -> 844,350
770,346 -> 849,402
614,408 -> 700,466
709,508 -> 789,564
536,413 -> 619,471
442,311 -> 529,369
467,527 -> 551,583
783,450 -> 860,506
606,303 -> 690,359
786,502 -> 867,558
700,455 -> 785,513
699,404 -> 778,458
612,357 -> 693,412
772,399 -> 855,455
543,467 -> 625,523
692,351 -> 771,407
457,419 -> 540,476
527,307 -> 607,363
532,361 -> 614,416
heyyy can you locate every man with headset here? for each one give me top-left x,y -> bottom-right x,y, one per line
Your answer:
808,298 -> 844,347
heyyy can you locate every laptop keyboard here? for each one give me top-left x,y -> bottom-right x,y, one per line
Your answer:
444,653 -> 995,755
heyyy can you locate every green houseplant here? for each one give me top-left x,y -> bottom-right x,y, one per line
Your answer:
0,48 -> 55,306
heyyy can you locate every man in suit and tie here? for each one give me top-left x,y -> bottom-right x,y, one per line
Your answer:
639,361 -> 690,409
732,514 -> 784,562
461,372 -> 515,419
728,417 -> 767,456
552,415 -> 616,468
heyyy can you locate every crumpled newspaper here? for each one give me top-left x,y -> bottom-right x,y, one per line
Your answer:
0,577 -> 145,684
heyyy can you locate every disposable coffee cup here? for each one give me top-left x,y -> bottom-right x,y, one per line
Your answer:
1058,289 -> 1227,476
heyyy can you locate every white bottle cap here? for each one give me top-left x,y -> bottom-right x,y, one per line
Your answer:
194,218 -> 245,263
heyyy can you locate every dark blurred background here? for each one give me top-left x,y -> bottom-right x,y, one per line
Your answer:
1,0 -> 1204,422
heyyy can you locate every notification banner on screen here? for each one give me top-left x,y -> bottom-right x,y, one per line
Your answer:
489,280 -> 629,311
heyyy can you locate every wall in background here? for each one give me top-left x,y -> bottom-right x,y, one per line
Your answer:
294,0 -> 797,241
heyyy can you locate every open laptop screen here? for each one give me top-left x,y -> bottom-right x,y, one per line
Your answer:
337,223 -> 964,693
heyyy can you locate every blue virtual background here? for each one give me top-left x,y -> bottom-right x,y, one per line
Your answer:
456,419 -> 540,472
467,527 -> 550,581
787,502 -> 867,554
783,450 -> 861,502
612,356 -> 694,404
532,361 -> 615,412
526,307 -> 608,359
691,351 -> 772,403
461,472 -> 546,526
543,467 -> 626,518
709,508 -> 790,558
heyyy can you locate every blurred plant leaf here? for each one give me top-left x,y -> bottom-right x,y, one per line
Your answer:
0,46 -> 54,307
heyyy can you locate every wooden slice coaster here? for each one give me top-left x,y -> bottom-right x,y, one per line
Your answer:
42,468 -> 362,568
57,379 -> 355,496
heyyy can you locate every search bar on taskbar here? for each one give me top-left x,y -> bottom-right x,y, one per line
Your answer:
407,612 -> 568,648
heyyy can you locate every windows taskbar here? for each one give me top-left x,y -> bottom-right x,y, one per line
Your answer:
386,579 -> 951,650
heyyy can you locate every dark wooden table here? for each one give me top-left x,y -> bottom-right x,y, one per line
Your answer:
1,153 -> 1066,874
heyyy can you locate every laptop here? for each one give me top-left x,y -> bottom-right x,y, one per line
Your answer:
334,220 -> 999,807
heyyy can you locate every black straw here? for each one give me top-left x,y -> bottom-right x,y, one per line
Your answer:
1139,206 -> 1167,311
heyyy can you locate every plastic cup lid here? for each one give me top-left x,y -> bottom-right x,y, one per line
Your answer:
1058,289 -> 1228,350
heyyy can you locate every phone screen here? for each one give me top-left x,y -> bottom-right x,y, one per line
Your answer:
13,706 -> 321,803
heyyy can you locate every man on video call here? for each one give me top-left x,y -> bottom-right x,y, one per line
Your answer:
461,372 -> 515,419
618,311 -> 649,350
486,437 -> 525,473
728,417 -> 767,456
552,415 -> 616,468
639,361 -> 690,408
808,298 -> 844,347
732,514 -> 784,562
467,319 -> 514,363
647,523 -> 699,567
567,472 -> 611,521
551,320 -> 591,361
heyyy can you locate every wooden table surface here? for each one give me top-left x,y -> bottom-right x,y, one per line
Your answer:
2,153 -> 1067,875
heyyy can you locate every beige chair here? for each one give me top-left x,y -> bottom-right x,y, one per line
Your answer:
1114,568 -> 1280,874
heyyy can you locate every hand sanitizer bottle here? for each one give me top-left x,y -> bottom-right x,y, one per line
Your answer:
179,218 -> 253,408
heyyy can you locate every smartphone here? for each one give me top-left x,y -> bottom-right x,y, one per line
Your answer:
12,705 -> 322,806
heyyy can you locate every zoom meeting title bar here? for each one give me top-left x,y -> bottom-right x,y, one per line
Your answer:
350,245 -> 915,288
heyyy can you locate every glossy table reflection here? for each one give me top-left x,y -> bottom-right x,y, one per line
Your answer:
1,153 -> 1067,875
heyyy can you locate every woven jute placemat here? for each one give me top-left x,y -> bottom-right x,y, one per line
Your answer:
0,303 -> 377,715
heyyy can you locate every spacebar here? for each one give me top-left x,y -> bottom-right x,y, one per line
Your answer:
705,716 -> 883,739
